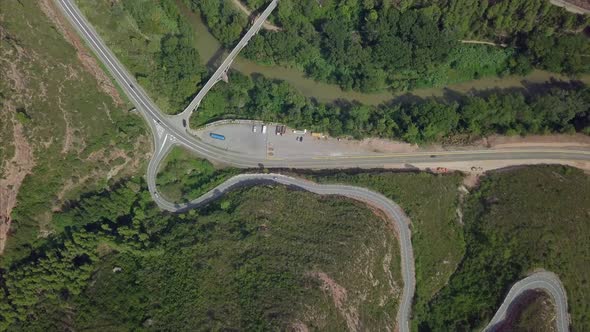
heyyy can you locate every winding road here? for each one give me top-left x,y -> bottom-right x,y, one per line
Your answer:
485,271 -> 569,332
54,0 -> 577,330
150,171 -> 415,332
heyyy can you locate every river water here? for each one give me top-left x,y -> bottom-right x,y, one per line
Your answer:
178,1 -> 589,106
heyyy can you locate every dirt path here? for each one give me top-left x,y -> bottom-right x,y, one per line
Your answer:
309,271 -> 360,331
0,116 -> 35,254
549,0 -> 590,14
460,40 -> 507,48
231,0 -> 282,31
484,134 -> 590,149
39,0 -> 124,106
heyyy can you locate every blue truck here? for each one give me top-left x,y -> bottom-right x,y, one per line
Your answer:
209,133 -> 225,141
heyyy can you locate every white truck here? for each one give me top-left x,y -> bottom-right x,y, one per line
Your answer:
262,125 -> 267,134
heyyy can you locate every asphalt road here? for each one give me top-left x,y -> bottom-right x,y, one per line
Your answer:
177,0 -> 278,121
147,171 -> 415,332
485,271 -> 569,332
53,0 -> 590,173
55,0 -> 577,331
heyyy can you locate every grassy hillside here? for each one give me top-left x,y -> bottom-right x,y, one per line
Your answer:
155,152 -> 465,325
0,0 -> 148,262
196,0 -> 589,92
156,146 -> 238,202
492,290 -> 557,332
420,166 -> 590,331
309,171 -> 465,326
75,0 -> 206,113
0,182 -> 401,331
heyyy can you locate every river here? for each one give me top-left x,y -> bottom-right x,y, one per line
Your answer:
178,1 -> 589,106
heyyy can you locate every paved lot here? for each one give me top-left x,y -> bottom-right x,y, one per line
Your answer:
196,123 -> 267,159
196,122 -> 389,160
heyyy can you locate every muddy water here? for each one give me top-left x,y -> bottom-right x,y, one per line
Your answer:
179,2 -> 589,105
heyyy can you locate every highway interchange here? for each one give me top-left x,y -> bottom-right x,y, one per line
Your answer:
55,0 -> 580,330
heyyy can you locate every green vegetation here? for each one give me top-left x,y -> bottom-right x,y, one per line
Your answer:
156,146 -> 239,202
71,0 -> 590,145
419,166 -> 590,331
193,71 -> 590,143
0,180 -> 401,331
308,170 -> 464,326
192,0 -> 589,92
0,1 -> 147,263
75,0 -> 206,113
497,291 -> 558,332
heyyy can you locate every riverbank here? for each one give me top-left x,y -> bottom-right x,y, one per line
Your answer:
178,2 -> 589,106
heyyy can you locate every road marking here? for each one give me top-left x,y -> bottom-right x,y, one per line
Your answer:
311,149 -> 590,160
155,122 -> 164,139
158,134 -> 168,155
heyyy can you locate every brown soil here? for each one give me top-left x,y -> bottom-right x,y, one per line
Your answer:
549,0 -> 590,13
58,94 -> 75,154
38,0 -> 124,106
52,136 -> 149,210
492,290 -> 558,332
356,138 -> 417,153
0,114 -> 36,254
230,0 -> 282,31
462,174 -> 480,189
484,134 -> 590,149
289,321 -> 310,332
460,40 -> 507,47
308,271 -> 360,331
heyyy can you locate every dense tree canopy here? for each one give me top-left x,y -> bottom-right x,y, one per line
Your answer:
0,180 -> 400,331
121,0 -> 206,111
193,71 -> 590,143
418,166 -> 590,331
189,0 -> 589,92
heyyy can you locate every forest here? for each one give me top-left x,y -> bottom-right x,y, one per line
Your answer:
192,71 -> 590,144
0,180 -> 400,331
156,147 -> 239,202
78,0 -> 207,113
1,0 -> 148,263
191,0 -> 590,92
417,166 -> 590,331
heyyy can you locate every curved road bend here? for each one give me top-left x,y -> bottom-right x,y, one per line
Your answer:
177,0 -> 278,121
146,170 -> 415,332
485,271 -> 569,332
54,0 -> 590,171
55,0 -> 580,331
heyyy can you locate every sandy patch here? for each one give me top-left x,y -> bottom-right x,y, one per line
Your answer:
549,0 -> 590,13
57,94 -> 75,154
355,138 -> 418,153
382,252 -> 400,295
0,114 -> 36,254
289,321 -> 310,332
308,271 -> 360,331
38,0 -> 124,106
483,134 -> 590,149
462,173 -> 480,189
231,0 -> 282,31
412,159 -> 590,173
460,40 -> 507,47
52,136 -> 149,211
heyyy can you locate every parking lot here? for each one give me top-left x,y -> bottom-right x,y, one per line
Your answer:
194,122 -> 397,160
194,122 -> 268,159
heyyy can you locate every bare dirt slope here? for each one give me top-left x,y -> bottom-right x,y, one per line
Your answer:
0,116 -> 35,254
38,0 -> 124,105
0,0 -> 147,255
231,0 -> 282,31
